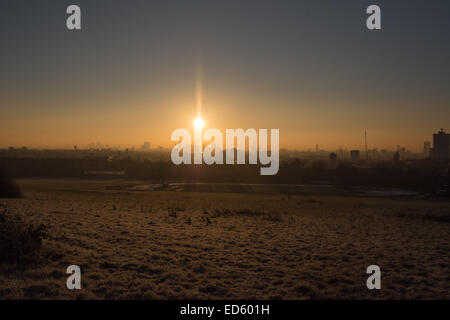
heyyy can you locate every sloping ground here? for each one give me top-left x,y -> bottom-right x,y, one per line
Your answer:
0,179 -> 448,299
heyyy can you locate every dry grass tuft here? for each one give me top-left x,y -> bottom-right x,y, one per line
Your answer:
0,206 -> 45,263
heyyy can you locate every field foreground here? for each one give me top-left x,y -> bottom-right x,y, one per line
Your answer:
0,179 -> 449,299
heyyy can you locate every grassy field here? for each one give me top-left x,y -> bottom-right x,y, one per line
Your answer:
0,179 -> 449,299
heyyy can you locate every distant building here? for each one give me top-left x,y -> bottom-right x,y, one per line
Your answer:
350,150 -> 360,162
432,129 -> 450,161
329,152 -> 337,169
337,148 -> 346,160
423,141 -> 431,156
141,141 -> 151,152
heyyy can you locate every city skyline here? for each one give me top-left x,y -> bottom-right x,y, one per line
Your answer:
2,128 -> 447,154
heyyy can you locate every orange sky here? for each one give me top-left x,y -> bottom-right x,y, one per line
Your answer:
1,83 -> 447,152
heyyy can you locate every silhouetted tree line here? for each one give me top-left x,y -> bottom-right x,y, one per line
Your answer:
0,157 -> 448,193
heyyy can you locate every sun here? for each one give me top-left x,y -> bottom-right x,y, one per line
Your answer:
194,117 -> 204,129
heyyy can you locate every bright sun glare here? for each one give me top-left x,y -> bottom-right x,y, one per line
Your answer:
194,117 -> 204,129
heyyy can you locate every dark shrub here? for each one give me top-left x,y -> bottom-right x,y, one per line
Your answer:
0,206 -> 45,263
0,170 -> 22,198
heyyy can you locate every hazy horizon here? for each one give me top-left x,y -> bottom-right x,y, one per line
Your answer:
0,143 -> 428,153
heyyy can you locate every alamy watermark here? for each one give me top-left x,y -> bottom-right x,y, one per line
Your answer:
66,265 -> 81,290
65,4 -> 381,31
170,120 -> 279,175
366,265 -> 381,290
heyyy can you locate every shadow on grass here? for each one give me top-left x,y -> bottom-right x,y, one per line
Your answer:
0,170 -> 22,198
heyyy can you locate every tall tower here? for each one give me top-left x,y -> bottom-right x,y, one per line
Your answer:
365,130 -> 368,161
432,128 -> 450,161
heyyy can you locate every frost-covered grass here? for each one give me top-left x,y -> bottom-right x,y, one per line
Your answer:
0,179 -> 448,299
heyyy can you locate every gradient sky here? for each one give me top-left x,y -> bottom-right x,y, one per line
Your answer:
1,0 -> 449,151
